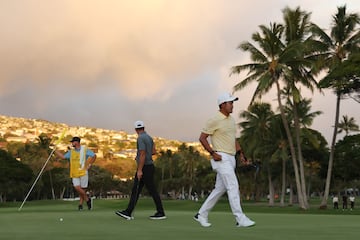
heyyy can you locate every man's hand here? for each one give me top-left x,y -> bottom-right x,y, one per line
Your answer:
137,169 -> 143,179
212,152 -> 222,161
240,151 -> 248,164
235,150 -> 248,164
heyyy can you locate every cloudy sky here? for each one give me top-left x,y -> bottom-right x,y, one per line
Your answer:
0,0 -> 359,143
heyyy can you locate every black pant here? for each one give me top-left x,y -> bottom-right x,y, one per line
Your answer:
126,164 -> 165,214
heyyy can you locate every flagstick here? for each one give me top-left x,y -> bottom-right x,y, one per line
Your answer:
18,129 -> 67,211
18,148 -> 57,211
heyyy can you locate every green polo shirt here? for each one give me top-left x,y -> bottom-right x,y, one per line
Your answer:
202,111 -> 236,155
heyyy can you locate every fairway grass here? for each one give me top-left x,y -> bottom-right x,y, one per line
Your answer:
1,199 -> 359,240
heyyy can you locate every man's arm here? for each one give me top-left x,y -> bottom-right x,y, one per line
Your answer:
199,132 -> 221,161
54,150 -> 65,160
137,150 -> 146,179
87,154 -> 97,169
235,140 -> 248,164
235,140 -> 241,153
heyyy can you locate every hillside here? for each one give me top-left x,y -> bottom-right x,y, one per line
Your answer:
0,114 -> 205,160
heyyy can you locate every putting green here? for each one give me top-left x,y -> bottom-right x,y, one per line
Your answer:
0,199 -> 359,240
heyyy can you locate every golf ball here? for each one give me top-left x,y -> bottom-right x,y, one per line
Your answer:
60,218 -> 63,221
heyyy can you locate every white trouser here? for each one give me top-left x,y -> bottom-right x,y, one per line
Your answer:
198,152 -> 244,221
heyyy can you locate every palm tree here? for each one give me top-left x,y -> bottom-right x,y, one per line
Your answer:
177,144 -> 207,199
311,5 -> 360,208
156,150 -> 172,194
231,6 -> 322,209
285,98 -> 322,127
239,102 -> 274,156
337,115 -> 359,136
267,114 -> 289,206
284,97 -> 323,145
231,21 -> 309,209
281,6 -> 326,209
239,102 -> 278,206
284,97 -> 324,199
285,98 -> 322,196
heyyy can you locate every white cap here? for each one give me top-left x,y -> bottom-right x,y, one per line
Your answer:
134,120 -> 145,129
217,93 -> 239,105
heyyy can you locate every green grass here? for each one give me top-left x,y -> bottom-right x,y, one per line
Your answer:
1,199 -> 359,240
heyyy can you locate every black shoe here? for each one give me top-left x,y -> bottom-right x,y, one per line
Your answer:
86,197 -> 92,210
78,205 -> 83,211
115,210 -> 133,220
149,212 -> 167,220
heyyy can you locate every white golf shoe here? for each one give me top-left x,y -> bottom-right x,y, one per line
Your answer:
236,215 -> 255,227
194,213 -> 211,227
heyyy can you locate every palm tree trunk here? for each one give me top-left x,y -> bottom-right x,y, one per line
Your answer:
293,102 -> 309,208
169,157 -> 173,179
160,166 -> 164,194
60,186 -> 66,199
268,165 -> 275,206
288,183 -> 294,206
320,94 -> 341,208
188,186 -> 193,200
280,156 -> 286,207
49,170 -> 56,200
275,80 -> 306,209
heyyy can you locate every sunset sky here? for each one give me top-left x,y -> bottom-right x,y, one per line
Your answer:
0,0 -> 359,143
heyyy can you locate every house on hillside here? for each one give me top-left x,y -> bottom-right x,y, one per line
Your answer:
6,136 -> 27,143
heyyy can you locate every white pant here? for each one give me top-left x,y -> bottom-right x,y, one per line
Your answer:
199,152 -> 244,222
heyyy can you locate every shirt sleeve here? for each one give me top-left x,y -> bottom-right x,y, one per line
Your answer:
202,116 -> 218,135
63,151 -> 71,160
137,137 -> 146,151
86,149 -> 95,158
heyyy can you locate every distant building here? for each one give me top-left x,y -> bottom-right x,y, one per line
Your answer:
6,136 -> 27,143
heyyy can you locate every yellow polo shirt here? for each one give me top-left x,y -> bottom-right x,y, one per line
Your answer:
202,111 -> 236,155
